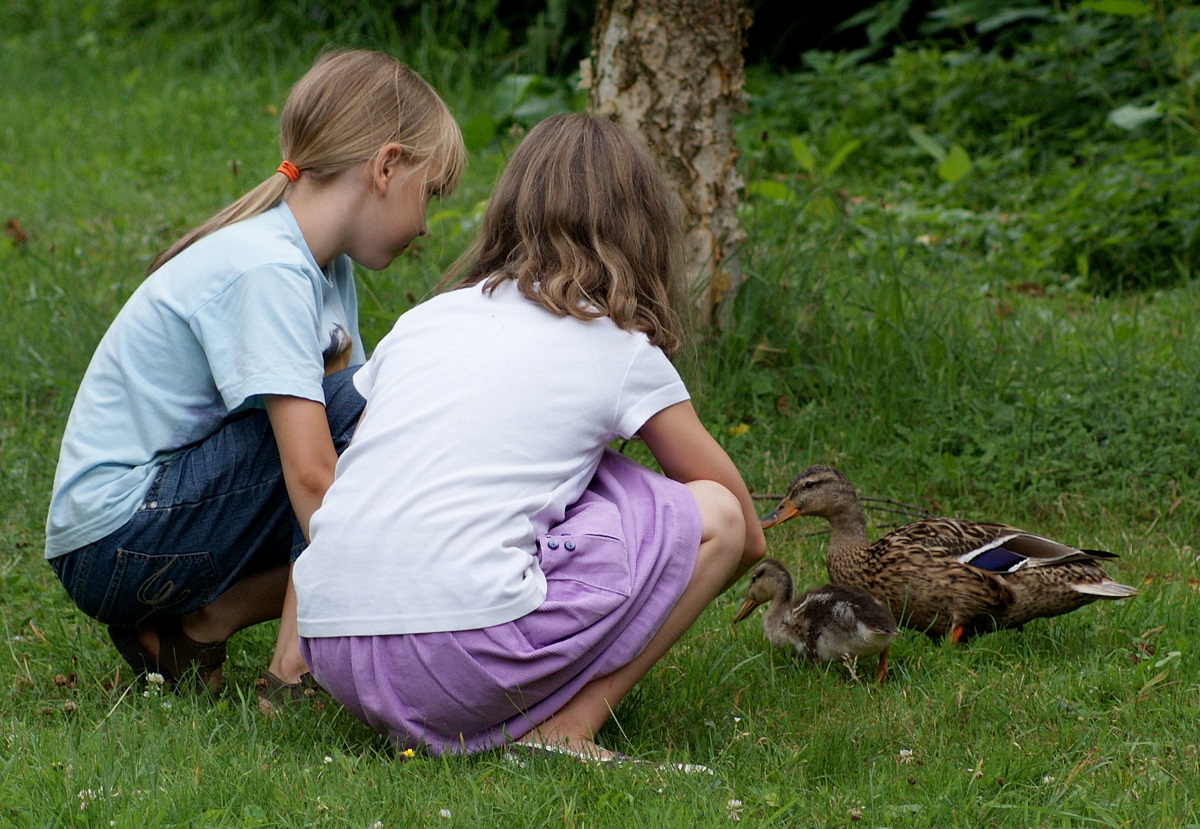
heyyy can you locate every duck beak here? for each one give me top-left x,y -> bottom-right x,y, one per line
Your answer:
760,499 -> 799,529
732,596 -> 761,624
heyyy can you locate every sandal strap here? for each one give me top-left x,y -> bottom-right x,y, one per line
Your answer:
153,617 -> 226,687
255,670 -> 322,707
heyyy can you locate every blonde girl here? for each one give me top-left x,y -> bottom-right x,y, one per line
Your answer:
46,50 -> 464,700
294,113 -> 765,762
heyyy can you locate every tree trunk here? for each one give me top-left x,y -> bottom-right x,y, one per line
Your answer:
586,0 -> 751,325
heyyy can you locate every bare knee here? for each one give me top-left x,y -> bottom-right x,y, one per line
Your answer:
686,480 -> 746,558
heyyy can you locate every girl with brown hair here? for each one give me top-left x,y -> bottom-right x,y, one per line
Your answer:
294,113 -> 765,763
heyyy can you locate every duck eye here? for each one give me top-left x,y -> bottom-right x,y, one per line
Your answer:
802,480 -> 816,489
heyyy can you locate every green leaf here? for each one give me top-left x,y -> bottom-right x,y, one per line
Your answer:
492,73 -> 538,120
1106,103 -> 1163,131
1139,668 -> 1170,696
789,137 -> 816,174
867,0 -> 914,45
460,113 -> 498,152
907,126 -> 946,162
976,7 -> 1054,34
1081,0 -> 1151,16
822,138 -> 863,178
746,179 -> 791,202
937,144 -> 972,182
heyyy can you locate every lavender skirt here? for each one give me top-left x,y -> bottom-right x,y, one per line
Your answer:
300,450 -> 701,756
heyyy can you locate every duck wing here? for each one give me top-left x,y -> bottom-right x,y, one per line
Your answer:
786,586 -> 898,662
888,518 -> 1114,574
827,525 -> 1014,637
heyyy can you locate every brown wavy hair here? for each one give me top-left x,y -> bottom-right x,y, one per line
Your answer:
440,113 -> 684,357
148,50 -> 464,274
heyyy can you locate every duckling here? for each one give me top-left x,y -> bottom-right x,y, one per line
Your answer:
760,465 -> 1138,642
733,558 -> 899,682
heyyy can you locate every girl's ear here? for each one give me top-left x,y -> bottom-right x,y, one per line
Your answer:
369,142 -> 407,195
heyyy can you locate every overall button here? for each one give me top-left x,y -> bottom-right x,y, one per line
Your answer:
546,540 -> 560,550
564,541 -> 576,551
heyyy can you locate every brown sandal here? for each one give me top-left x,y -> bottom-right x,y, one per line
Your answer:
108,618 -> 226,693
254,670 -> 323,711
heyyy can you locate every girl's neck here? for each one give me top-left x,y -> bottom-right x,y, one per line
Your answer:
284,171 -> 366,269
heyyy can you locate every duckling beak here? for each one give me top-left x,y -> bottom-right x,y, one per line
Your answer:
732,596 -> 761,624
759,499 -> 799,529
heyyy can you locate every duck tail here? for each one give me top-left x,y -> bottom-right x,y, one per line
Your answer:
1071,580 -> 1138,598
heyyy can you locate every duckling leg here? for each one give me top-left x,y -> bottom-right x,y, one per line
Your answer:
875,646 -> 890,683
948,624 -> 966,645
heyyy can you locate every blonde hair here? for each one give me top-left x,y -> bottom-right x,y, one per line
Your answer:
441,113 -> 684,357
148,50 -> 465,273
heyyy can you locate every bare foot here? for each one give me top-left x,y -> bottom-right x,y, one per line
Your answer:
520,729 -> 617,761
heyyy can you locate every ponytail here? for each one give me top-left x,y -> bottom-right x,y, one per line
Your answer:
147,50 -> 465,275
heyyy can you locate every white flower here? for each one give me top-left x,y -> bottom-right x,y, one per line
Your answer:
324,755 -> 334,764
1042,775 -> 1055,785
727,799 -> 744,821
439,809 -> 452,819
147,673 -> 165,686
899,749 -> 914,763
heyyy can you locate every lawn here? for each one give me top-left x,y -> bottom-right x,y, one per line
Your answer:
1,6 -> 1198,827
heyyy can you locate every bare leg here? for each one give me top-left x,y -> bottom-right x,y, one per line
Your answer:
266,565 -> 308,683
526,480 -> 752,757
132,564 -> 306,678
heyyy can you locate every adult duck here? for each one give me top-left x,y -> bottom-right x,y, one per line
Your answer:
759,466 -> 1137,642
733,558 -> 899,681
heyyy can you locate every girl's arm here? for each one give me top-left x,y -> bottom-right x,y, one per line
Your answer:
638,400 -> 767,571
264,395 -> 339,542
262,394 -> 337,683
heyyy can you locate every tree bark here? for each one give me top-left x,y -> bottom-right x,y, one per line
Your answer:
586,0 -> 751,325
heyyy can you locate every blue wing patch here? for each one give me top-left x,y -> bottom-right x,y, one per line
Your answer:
961,546 -> 1026,573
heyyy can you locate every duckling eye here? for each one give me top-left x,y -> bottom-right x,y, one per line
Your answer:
802,480 -> 817,489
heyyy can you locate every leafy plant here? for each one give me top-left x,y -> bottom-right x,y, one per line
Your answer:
747,0 -> 1200,294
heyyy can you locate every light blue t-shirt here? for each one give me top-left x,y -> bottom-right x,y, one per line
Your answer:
45,203 -> 364,559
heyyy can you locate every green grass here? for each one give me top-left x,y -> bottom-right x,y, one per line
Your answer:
3,16 -> 1200,829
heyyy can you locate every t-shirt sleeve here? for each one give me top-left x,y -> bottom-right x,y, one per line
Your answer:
613,341 -> 690,438
352,352 -> 379,399
189,265 -> 326,412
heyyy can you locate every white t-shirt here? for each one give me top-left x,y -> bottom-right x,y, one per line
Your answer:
45,203 -> 364,558
295,279 -> 689,637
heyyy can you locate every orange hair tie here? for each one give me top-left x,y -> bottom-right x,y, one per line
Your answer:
276,161 -> 300,182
